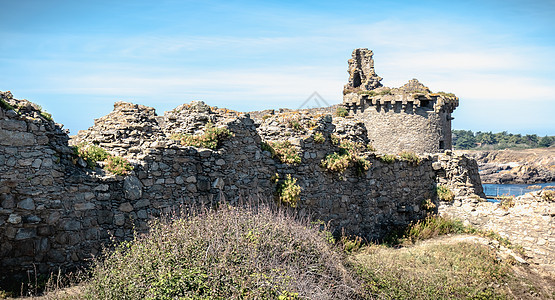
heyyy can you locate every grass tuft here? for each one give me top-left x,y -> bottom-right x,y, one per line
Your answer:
436,185 -> 455,202
335,107 -> 348,117
398,150 -> 421,165
267,141 -> 301,164
170,123 -> 233,149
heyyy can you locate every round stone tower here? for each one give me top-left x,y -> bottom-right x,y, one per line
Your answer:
342,49 -> 459,154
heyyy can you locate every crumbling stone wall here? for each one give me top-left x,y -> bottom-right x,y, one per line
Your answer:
439,191 -> 555,277
342,49 -> 458,154
0,92 -> 481,283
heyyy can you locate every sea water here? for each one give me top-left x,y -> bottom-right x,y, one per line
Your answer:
483,182 -> 555,197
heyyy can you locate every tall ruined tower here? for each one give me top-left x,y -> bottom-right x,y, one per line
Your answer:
343,48 -> 383,92
342,49 -> 459,154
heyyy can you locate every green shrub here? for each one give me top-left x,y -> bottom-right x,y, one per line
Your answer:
270,141 -> 301,164
313,132 -> 325,144
357,90 -> 376,96
379,154 -> 396,164
436,185 -> 455,202
321,152 -> 350,173
421,199 -> 436,212
379,88 -> 392,95
354,157 -> 371,176
341,235 -> 364,253
398,151 -> 421,165
436,91 -> 456,98
171,123 -> 232,149
260,141 -> 275,155
84,204 -> 359,299
104,156 -> 133,176
330,134 -> 340,145
276,174 -> 301,207
403,215 -> 466,243
0,98 -> 15,111
498,196 -> 515,210
75,143 -> 110,168
321,140 -> 371,175
541,190 -> 554,202
288,119 -> 302,131
74,143 -> 133,176
335,107 -> 348,117
366,144 -> 376,152
35,104 -> 53,121
262,114 -> 271,121
338,140 -> 358,155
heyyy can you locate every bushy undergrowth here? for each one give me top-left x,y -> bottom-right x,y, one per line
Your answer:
436,184 -> 455,202
498,196 -> 516,210
275,174 -> 302,207
321,140 -> 370,176
321,152 -> 350,173
74,143 -> 109,168
73,143 -> 133,175
85,205 -> 360,299
384,215 -> 518,253
36,104 -> 53,121
104,156 -> 133,176
398,150 -> 421,165
313,132 -> 325,144
0,98 -> 15,111
171,123 -> 233,149
378,154 -> 396,164
264,141 -> 301,164
335,107 -> 348,117
542,190 -> 555,201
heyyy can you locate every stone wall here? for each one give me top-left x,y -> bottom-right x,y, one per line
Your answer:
439,190 -> 555,277
1,92 -> 483,283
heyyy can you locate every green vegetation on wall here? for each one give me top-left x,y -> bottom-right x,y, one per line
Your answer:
170,123 -> 233,149
73,143 -> 133,175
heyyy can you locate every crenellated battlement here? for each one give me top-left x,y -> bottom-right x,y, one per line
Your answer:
341,49 -> 459,154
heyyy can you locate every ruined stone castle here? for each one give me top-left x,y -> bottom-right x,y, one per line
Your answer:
342,48 -> 458,154
9,48 -> 551,285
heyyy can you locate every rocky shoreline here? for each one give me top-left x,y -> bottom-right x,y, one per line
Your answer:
458,149 -> 555,184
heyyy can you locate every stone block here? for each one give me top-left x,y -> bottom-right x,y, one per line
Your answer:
17,198 -> 35,210
8,214 -> 21,224
114,213 -> 125,226
119,202 -> 134,212
63,220 -> 82,231
47,211 -> 61,225
23,215 -> 41,223
0,119 -> 27,131
134,199 -> 150,209
0,130 -> 36,146
137,209 -> 148,219
75,202 -> 95,210
15,228 -> 37,240
124,176 -> 143,200
1,194 -> 15,208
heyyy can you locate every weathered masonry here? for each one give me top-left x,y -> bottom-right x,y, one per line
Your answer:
342,48 -> 459,154
0,90 -> 483,281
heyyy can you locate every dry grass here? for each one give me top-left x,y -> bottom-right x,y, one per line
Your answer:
3,211 -> 553,300
84,204 -> 361,299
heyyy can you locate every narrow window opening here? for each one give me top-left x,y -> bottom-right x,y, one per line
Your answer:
439,140 -> 445,150
353,72 -> 362,88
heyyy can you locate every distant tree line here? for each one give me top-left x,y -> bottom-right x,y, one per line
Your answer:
452,130 -> 555,150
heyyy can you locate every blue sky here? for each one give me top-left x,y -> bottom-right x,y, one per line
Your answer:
1,0 -> 554,135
